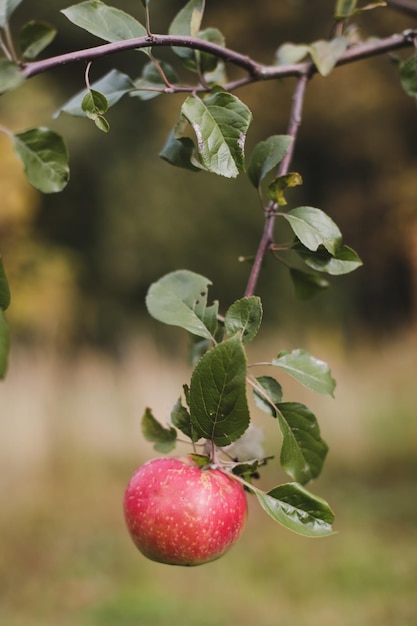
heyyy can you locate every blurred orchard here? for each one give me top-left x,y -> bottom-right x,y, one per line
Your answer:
1,1 -> 417,625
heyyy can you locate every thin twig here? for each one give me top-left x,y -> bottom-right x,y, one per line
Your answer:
244,72 -> 310,298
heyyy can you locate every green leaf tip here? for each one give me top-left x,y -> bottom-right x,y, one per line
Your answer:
145,270 -> 218,340
0,258 -> 11,311
256,482 -> 335,537
141,408 -> 177,453
273,348 -> 336,396
0,309 -> 10,379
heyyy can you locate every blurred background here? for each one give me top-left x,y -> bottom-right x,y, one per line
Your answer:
1,1 -> 417,624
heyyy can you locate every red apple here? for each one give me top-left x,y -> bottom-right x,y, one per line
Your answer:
124,456 -> 247,566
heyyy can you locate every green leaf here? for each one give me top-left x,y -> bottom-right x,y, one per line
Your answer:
267,172 -> 303,206
145,270 -> 218,340
354,1 -> 386,14
159,128 -> 202,172
12,128 -> 70,193
334,0 -> 358,18
181,92 -> 252,178
275,42 -> 310,66
0,257 -> 11,310
224,296 -> 262,344
0,309 -> 10,379
247,135 -> 293,188
198,27 -> 226,74
61,1 -> 148,49
171,397 -> 199,441
55,69 -> 134,118
295,242 -> 363,275
0,59 -> 24,94
0,0 -> 23,27
336,0 -> 386,18
189,335 -> 250,446
289,268 -> 330,300
82,89 -> 109,118
141,408 -> 177,453
256,482 -> 335,537
0,312 -> 9,378
277,402 -> 328,484
93,115 -> 110,133
309,37 -> 347,77
131,60 -> 179,100
19,20 -> 57,60
273,348 -> 336,396
169,0 -> 205,60
188,453 -> 210,468
399,54 -> 417,100
253,375 -> 283,416
282,206 -> 342,255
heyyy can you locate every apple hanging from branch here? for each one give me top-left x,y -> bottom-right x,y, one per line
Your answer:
124,457 -> 248,566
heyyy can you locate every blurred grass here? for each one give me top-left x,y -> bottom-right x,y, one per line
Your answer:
1,332 -> 417,626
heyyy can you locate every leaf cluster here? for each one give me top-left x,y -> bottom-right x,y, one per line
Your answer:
142,270 -> 335,538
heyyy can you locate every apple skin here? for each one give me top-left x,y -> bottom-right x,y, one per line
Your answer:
124,456 -> 247,566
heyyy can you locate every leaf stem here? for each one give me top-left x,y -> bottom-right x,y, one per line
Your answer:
244,71 -> 310,298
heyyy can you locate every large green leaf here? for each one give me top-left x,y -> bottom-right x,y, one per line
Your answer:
273,348 -> 336,396
295,242 -> 363,275
0,309 -> 10,379
0,257 -> 10,310
141,408 -> 177,453
181,92 -> 252,178
0,59 -> 24,93
19,20 -> 57,60
56,69 -> 134,118
0,0 -> 23,27
169,0 -> 205,60
61,1 -> 148,48
277,402 -> 328,484
224,296 -> 262,344
12,128 -> 70,193
309,37 -> 347,77
247,135 -> 293,188
256,482 -> 335,537
283,206 -> 342,255
189,335 -> 250,446
145,270 -> 218,340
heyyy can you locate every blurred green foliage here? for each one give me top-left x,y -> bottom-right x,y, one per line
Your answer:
1,0 -> 417,347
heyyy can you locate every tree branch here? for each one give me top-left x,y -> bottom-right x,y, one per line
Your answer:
386,0 -> 417,18
244,72 -> 310,298
21,30 -> 417,83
